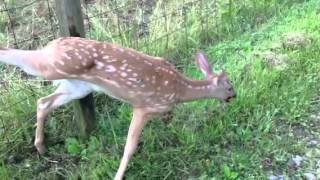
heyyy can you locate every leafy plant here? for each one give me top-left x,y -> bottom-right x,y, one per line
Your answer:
65,138 -> 83,155
222,164 -> 239,180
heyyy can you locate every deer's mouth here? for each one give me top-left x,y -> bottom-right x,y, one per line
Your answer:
224,94 -> 236,102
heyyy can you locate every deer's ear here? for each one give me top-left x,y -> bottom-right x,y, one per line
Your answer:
213,76 -> 219,86
195,51 -> 213,78
219,71 -> 228,80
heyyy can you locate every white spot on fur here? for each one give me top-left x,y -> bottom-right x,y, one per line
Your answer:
128,52 -> 136,57
95,76 -> 120,88
55,68 -> 70,75
168,93 -> 175,100
120,64 -> 128,70
144,60 -> 153,66
128,78 -> 137,81
164,81 -> 169,86
107,59 -> 118,63
96,62 -> 104,69
105,65 -> 117,72
82,75 -> 94,79
144,92 -> 154,96
58,60 -> 65,65
120,72 -> 127,77
62,53 -> 71,60
161,99 -> 168,103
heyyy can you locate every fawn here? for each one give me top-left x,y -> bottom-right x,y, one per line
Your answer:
0,37 -> 236,179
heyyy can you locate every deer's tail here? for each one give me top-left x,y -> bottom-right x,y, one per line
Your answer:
0,48 -> 42,76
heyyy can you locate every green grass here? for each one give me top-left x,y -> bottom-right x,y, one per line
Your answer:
0,0 -> 58,48
0,0 -> 320,179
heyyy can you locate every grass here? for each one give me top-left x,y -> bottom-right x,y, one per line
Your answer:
0,0 -> 58,48
0,0 -> 320,179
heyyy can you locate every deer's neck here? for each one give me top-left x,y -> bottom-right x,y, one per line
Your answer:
178,78 -> 213,103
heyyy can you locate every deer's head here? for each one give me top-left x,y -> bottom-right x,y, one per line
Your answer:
196,51 -> 236,102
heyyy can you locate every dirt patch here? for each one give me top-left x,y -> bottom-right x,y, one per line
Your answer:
282,32 -> 311,49
256,51 -> 289,70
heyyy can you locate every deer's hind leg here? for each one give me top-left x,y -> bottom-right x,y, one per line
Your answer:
34,80 -> 92,154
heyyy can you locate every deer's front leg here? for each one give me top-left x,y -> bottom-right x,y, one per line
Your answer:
115,108 -> 152,180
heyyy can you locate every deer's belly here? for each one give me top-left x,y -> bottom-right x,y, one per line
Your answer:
88,83 -> 162,106
88,83 -> 130,103
73,79 -> 176,107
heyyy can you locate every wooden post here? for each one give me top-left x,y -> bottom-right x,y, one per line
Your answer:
54,0 -> 96,139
